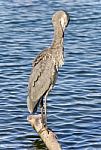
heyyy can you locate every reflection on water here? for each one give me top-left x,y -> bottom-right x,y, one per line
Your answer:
0,0 -> 101,149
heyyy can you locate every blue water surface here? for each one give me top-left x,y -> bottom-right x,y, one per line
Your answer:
0,0 -> 101,149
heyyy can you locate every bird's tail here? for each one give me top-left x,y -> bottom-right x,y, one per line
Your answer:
27,96 -> 37,113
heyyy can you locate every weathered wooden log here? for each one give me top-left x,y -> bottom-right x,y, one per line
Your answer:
27,115 -> 62,150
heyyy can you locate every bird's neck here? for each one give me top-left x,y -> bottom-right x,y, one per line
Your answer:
52,24 -> 64,48
51,25 -> 64,68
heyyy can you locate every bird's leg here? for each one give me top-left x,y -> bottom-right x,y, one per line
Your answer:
40,97 -> 44,128
44,92 -> 48,128
44,86 -> 52,128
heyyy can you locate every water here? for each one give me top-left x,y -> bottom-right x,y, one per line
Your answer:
0,0 -> 101,149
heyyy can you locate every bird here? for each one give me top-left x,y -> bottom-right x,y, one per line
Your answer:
27,10 -> 70,127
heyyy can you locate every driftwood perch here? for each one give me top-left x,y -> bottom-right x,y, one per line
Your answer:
27,115 -> 62,150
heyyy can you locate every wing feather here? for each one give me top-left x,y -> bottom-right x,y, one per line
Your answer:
27,51 -> 57,113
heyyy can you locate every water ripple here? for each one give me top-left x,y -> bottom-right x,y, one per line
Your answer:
0,0 -> 101,150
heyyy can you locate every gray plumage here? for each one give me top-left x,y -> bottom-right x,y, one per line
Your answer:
27,10 -> 70,115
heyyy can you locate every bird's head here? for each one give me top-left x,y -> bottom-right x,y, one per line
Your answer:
52,10 -> 70,31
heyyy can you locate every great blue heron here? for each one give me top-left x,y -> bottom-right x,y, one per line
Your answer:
27,10 -> 70,127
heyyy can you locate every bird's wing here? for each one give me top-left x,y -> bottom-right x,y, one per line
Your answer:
27,51 -> 57,113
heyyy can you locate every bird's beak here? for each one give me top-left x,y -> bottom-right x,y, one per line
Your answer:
68,17 -> 70,24
66,17 -> 70,27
